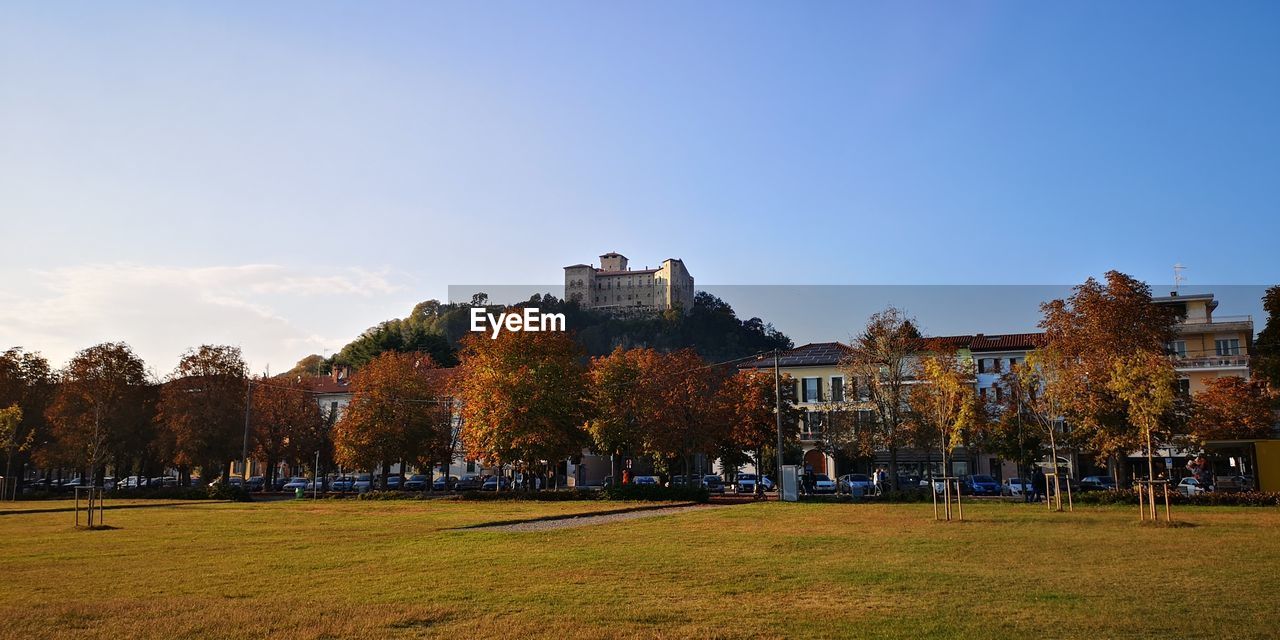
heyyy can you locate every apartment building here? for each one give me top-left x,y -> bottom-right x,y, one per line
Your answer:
1153,291 -> 1254,394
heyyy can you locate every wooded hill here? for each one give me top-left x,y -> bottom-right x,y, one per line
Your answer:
281,291 -> 793,377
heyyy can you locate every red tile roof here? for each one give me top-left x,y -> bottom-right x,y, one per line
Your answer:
969,332 -> 1045,352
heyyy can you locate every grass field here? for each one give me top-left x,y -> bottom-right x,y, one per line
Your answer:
2,498 -> 1278,639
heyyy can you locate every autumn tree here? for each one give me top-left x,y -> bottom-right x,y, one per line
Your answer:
157,345 -> 249,484
840,307 -> 922,489
458,329 -> 588,489
716,368 -> 801,494
981,355 -> 1060,480
645,349 -> 727,478
1107,352 -> 1177,488
1189,377 -> 1275,446
45,342 -> 151,483
585,347 -> 663,481
333,352 -> 448,489
907,354 -> 981,480
1039,271 -> 1178,476
251,378 -> 325,490
0,348 -> 54,492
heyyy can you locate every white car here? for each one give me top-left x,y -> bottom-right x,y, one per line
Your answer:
353,474 -> 373,493
837,474 -> 874,496
809,474 -> 837,494
1177,477 -> 1207,496
282,477 -> 309,491
1002,478 -> 1031,496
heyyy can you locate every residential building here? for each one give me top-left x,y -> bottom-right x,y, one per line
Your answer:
564,252 -> 694,314
738,342 -> 851,478
1152,291 -> 1254,394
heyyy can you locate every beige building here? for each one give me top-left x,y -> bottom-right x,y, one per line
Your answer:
564,252 -> 694,314
1153,292 -> 1254,394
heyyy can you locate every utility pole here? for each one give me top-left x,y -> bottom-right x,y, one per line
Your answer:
774,349 -> 784,494
241,380 -> 252,482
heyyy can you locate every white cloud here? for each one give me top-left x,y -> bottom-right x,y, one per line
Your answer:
0,263 -> 409,374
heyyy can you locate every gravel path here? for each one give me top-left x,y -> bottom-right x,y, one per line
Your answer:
476,503 -> 722,532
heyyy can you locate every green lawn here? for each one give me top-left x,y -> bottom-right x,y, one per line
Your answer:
2,498 -> 1277,639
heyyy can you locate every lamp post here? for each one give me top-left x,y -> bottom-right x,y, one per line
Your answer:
241,379 -> 253,484
774,349 -> 783,495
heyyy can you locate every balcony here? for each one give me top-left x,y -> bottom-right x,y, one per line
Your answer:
1173,355 -> 1250,370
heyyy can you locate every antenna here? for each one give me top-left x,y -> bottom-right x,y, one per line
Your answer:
1173,263 -> 1187,292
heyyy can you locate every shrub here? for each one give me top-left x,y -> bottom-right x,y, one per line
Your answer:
205,483 -> 252,502
1071,489 -> 1280,507
601,484 -> 709,503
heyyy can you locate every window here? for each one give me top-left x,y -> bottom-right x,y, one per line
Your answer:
995,386 -> 1003,403
830,376 -> 844,402
977,359 -> 986,374
980,387 -> 988,401
466,460 -> 476,473
1215,339 -> 1240,356
1008,357 -> 1020,369
801,377 -> 822,403
1176,378 -> 1191,396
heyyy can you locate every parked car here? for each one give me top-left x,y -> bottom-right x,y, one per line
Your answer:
306,478 -> 327,492
118,475 -> 145,490
734,473 -> 762,494
246,476 -> 265,491
965,475 -> 1001,496
809,474 -> 837,495
282,477 -> 310,491
1078,475 -> 1117,492
330,475 -> 355,492
701,475 -> 726,493
402,474 -> 429,491
632,475 -> 661,486
480,476 -> 511,491
353,474 -> 373,493
384,474 -> 404,490
837,473 -> 874,496
1177,477 -> 1207,496
455,474 -> 485,491
59,477 -> 88,492
1002,478 -> 1030,496
430,475 -> 458,491
760,475 -> 776,491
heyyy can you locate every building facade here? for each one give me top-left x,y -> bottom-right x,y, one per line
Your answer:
1153,291 -> 1254,394
564,252 -> 694,314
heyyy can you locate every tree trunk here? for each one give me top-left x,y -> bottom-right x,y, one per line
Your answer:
888,446 -> 900,491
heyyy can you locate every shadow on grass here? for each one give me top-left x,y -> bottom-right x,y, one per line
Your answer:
456,502 -> 700,530
73,524 -> 122,531
2,501 -> 232,517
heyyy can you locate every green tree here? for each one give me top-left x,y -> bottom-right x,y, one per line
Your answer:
1255,285 -> 1280,404
0,348 -> 54,492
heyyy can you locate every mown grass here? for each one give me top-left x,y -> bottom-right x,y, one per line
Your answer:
1,498 -> 1277,639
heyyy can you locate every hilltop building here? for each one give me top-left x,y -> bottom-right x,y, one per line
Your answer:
564,252 -> 694,314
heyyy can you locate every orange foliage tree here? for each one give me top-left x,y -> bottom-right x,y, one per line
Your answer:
1039,272 -> 1178,476
251,377 -> 325,489
457,329 -> 588,487
333,352 -> 448,489
585,347 -> 664,481
643,349 -> 727,478
716,368 -> 800,492
46,342 -> 151,482
156,345 -> 248,484
1190,377 -> 1275,446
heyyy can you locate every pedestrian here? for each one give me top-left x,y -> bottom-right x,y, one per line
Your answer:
1031,467 -> 1046,503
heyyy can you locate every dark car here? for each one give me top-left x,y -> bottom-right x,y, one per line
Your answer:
431,475 -> 459,491
246,476 -> 265,491
384,474 -> 404,490
701,475 -> 726,493
965,475 -> 1000,496
455,474 -> 484,491
1078,475 -> 1117,492
404,474 -> 430,491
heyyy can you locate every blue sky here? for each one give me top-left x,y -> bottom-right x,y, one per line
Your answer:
2,2 -> 1277,371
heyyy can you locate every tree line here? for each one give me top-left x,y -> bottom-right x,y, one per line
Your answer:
3,273 -> 1277,494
